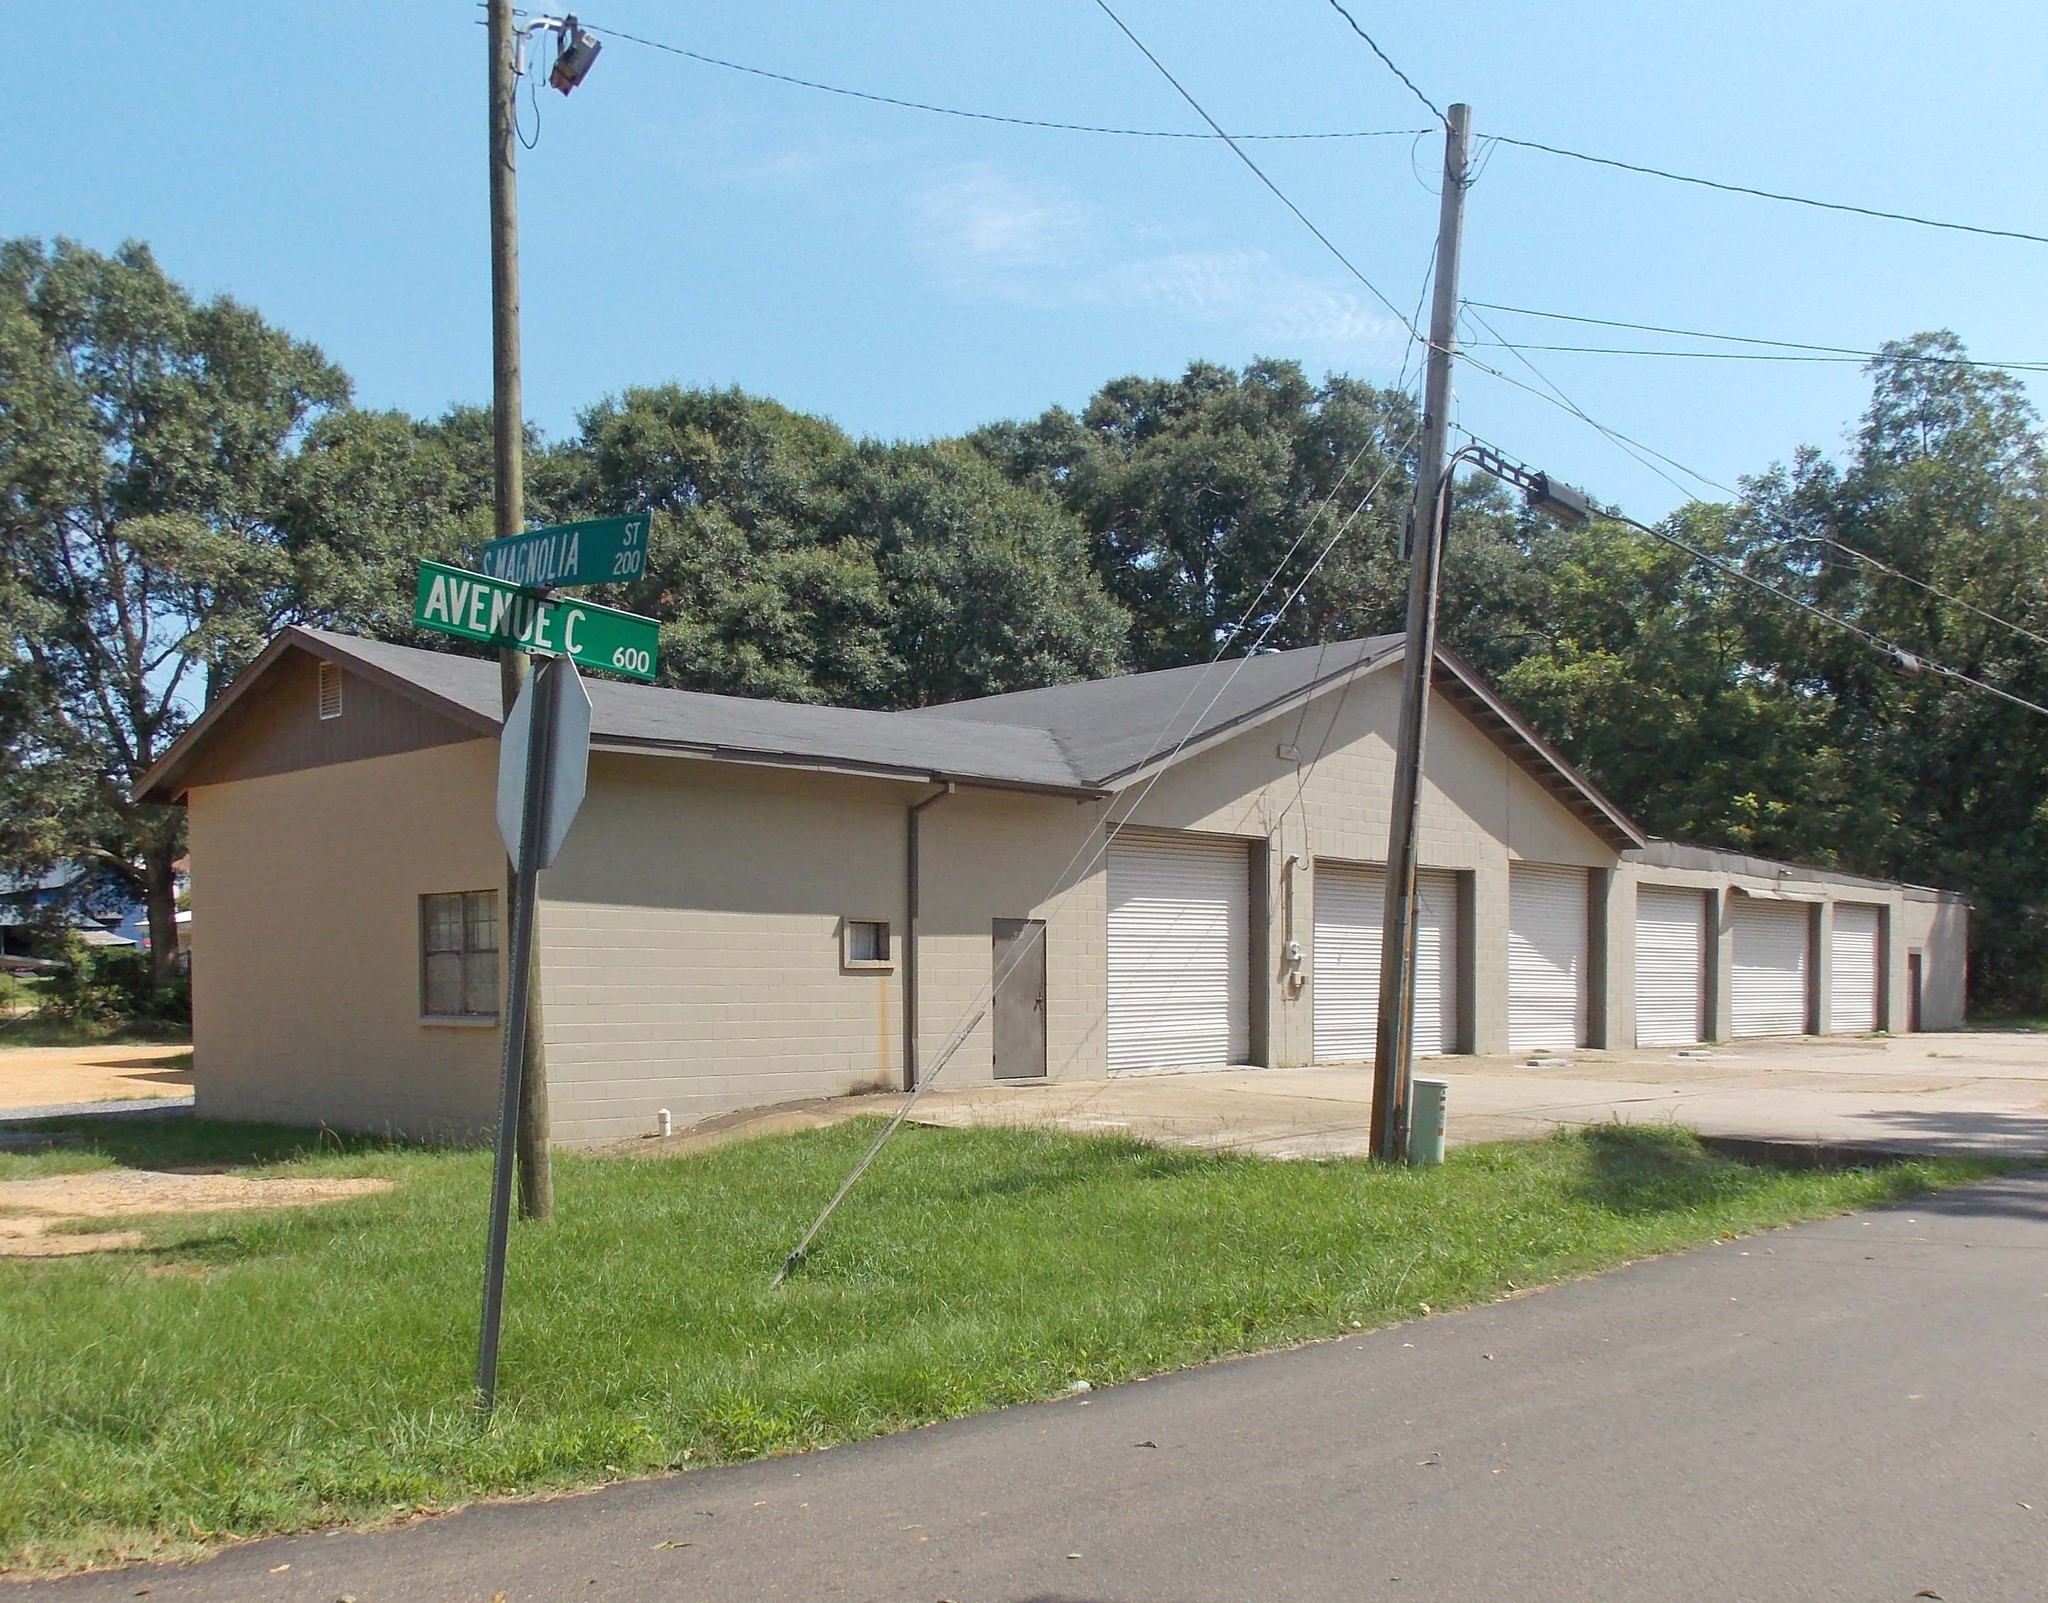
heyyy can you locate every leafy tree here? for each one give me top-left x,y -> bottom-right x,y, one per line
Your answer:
0,238 -> 485,984
551,385 -> 1126,706
827,440 -> 1126,706
1739,336 -> 2048,1006
1496,505 -> 1867,861
975,360 -> 1419,668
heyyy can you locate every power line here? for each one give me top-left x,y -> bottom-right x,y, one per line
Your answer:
1454,313 -> 2048,656
583,20 -> 1429,141
1466,300 -> 2033,364
1481,135 -> 2048,248
1613,503 -> 2048,719
1322,0 -> 1445,125
590,15 -> 2047,253
1462,339 -> 2048,373
1463,301 -> 2048,373
1785,532 -> 2048,653
1086,0 -> 1422,340
1455,306 -> 1739,502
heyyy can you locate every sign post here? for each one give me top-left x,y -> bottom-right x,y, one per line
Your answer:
411,552 -> 641,1414
473,656 -> 591,1414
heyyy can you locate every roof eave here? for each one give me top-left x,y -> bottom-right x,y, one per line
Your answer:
1430,650 -> 1648,852
132,628 -> 500,806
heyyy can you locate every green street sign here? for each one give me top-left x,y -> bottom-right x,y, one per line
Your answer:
478,513 -> 649,590
413,561 -> 658,682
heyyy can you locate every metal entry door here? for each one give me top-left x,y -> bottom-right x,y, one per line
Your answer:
993,918 -> 1047,1080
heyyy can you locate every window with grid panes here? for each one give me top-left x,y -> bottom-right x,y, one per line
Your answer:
420,891 -> 499,1018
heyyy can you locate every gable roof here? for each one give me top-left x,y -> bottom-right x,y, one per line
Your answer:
136,628 -> 1082,801
909,635 -> 1644,850
907,635 -> 1404,784
134,628 -> 1647,848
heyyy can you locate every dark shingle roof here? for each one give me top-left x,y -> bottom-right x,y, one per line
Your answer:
290,630 -> 1081,792
135,628 -> 1644,851
906,636 -> 1404,785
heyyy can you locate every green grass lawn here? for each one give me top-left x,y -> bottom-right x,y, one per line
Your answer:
0,1116 -> 2006,1573
0,1013 -> 190,1049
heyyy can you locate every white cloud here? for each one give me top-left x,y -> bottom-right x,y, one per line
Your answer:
1100,249 -> 1398,350
913,167 -> 1090,276
909,166 -> 1405,358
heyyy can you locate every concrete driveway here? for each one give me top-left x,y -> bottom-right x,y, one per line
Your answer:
904,1031 -> 2048,1160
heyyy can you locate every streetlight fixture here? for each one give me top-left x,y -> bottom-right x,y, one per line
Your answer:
1449,443 -> 1592,531
516,14 -> 602,95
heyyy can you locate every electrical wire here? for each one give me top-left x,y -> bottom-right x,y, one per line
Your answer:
1465,300 -> 2048,371
514,42 -> 542,148
1392,241 -> 1437,400
1620,504 -> 2048,718
581,19 -> 1428,142
1086,0 -> 1422,341
1483,135 -> 2048,249
1452,429 -> 2048,717
1456,305 -> 1739,502
586,15 -> 2043,250
1786,533 -> 2048,653
1321,0 -> 1445,124
1462,339 -> 2048,373
1454,311 -> 2048,655
774,424 -> 1421,1282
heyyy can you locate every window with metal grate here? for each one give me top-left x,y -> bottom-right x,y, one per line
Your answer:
420,890 -> 499,1018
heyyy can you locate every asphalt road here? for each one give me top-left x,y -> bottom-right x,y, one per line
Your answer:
28,1175 -> 2048,1602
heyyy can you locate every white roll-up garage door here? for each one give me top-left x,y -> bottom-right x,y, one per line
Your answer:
1635,885 -> 1707,1046
1107,835 -> 1250,1072
1830,904 -> 1881,1034
1312,864 -> 1459,1060
1731,897 -> 1810,1036
1509,864 -> 1588,1052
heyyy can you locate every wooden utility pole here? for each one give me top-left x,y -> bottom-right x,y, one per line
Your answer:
1369,102 -> 1471,1164
487,0 -> 552,1218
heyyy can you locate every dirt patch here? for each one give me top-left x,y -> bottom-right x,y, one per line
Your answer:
0,1043 -> 193,1114
0,1217 -> 146,1257
0,1171 -> 392,1259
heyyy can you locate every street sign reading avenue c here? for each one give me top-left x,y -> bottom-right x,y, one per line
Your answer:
412,560 -> 658,682
478,512 -> 649,590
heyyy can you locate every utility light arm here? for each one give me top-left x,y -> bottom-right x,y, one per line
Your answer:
1455,442 -> 1592,527
513,12 -> 601,92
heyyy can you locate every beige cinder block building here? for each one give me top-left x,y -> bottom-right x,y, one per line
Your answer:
139,628 -> 1970,1145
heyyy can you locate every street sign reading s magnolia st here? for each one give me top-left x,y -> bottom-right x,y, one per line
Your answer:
412,560 -> 658,681
478,512 -> 649,590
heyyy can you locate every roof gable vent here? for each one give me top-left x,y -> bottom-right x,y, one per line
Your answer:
317,662 -> 344,721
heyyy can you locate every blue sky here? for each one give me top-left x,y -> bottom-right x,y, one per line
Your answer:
8,1 -> 2045,518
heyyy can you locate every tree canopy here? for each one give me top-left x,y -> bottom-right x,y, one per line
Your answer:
6,240 -> 2045,1009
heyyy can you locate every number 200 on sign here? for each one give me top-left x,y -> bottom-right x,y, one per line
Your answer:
611,645 -> 652,675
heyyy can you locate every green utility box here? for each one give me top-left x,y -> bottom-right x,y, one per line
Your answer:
1408,1076 -> 1448,1166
